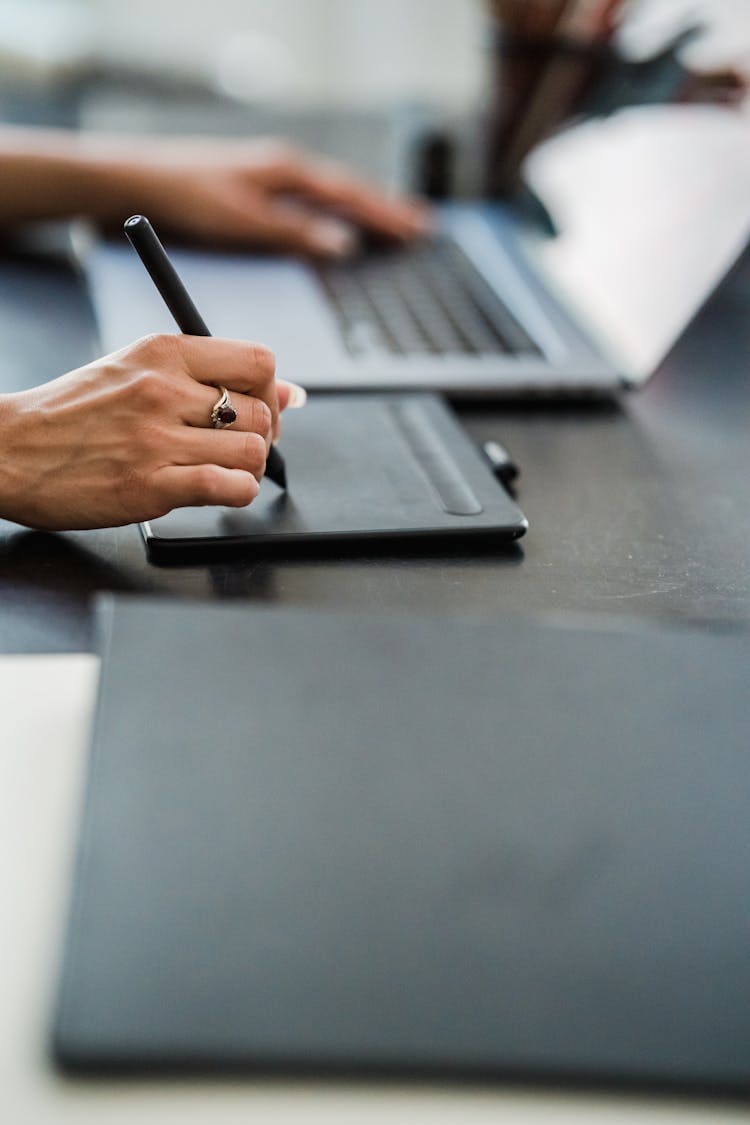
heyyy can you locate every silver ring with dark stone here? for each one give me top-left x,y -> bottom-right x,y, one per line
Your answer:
209,386 -> 237,429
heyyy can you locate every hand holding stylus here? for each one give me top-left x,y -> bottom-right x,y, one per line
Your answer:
124,213 -> 289,489
0,332 -> 305,530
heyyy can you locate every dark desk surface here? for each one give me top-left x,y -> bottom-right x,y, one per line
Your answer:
1,241 -> 749,653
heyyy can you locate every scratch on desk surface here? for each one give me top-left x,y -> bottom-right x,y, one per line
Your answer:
600,583 -> 685,600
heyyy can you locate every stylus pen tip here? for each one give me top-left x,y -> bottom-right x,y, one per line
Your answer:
265,446 -> 287,490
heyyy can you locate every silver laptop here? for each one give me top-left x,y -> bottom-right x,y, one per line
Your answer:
87,108 -> 750,398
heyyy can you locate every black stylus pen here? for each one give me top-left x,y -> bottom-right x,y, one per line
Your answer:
123,214 -> 287,490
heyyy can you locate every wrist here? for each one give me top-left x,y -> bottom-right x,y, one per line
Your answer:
0,393 -> 20,519
71,138 -> 172,224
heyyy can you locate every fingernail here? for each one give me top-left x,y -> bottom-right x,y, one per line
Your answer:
286,382 -> 307,408
311,219 -> 357,258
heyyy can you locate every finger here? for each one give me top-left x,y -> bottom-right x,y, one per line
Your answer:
232,198 -> 358,259
267,377 -> 307,442
134,333 -> 280,438
174,334 -> 276,393
182,377 -> 306,426
168,427 -> 268,479
131,332 -> 277,396
150,464 -> 259,513
266,154 -> 433,240
181,384 -> 274,447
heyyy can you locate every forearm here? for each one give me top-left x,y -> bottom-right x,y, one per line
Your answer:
0,126 -> 155,225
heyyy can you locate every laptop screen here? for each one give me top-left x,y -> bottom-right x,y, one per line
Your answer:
524,104 -> 750,378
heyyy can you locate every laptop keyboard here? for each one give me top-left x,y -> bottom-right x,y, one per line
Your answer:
316,237 -> 541,358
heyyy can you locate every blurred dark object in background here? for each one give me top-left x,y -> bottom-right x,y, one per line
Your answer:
414,129 -> 456,199
485,0 -> 747,198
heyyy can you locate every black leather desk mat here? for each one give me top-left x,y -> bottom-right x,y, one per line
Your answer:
55,598 -> 750,1093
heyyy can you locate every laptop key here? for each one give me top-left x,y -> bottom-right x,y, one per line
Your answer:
316,238 -> 540,359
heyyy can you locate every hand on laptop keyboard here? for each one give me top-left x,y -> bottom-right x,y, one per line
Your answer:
0,128 -> 432,257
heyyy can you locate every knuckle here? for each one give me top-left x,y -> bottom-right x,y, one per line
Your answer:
241,431 -> 267,473
130,368 -> 167,411
316,156 -> 347,187
241,476 -> 259,506
231,473 -> 259,508
249,397 -> 273,438
269,139 -> 302,173
131,332 -> 178,364
96,357 -> 124,386
193,465 -> 225,504
249,343 -> 276,381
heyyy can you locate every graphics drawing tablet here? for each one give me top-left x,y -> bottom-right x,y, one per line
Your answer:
141,393 -> 527,561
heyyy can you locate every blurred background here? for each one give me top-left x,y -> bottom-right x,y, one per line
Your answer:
0,1 -> 747,177
0,0 -> 492,190
1,1 -> 748,376
0,1 -> 747,111
2,0 -> 747,375
6,0 -> 485,114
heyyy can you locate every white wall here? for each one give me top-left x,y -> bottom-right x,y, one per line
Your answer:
89,0 -> 487,111
5,0 -> 747,112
